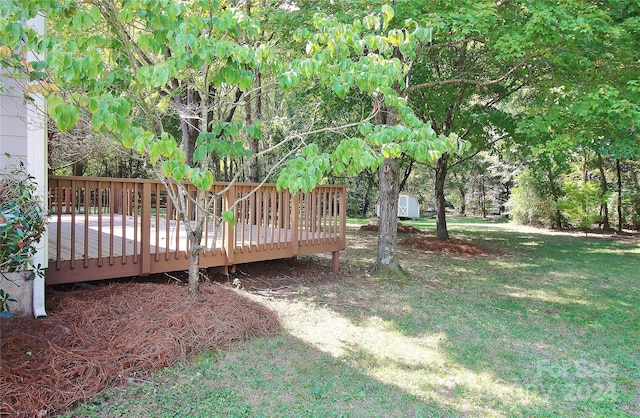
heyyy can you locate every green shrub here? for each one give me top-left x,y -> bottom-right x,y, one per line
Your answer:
0,157 -> 47,316
508,168 -> 563,228
556,178 -> 604,230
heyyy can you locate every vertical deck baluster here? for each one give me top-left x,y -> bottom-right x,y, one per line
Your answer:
109,181 -> 114,265
318,187 -> 327,243
330,189 -> 335,241
140,181 -> 151,275
331,188 -> 340,241
240,187 -> 246,250
205,189 -> 212,251
174,191 -> 180,260
154,183 -> 160,262
327,188 -> 332,240
121,183 -> 126,264
223,184 -> 235,265
248,188 -> 255,250
97,181 -> 103,266
270,189 -> 276,249
165,188 -> 171,261
83,180 -> 89,268
210,188 -> 217,252
262,190 -> 268,251
293,192 -> 300,254
307,192 -> 313,244
55,182 -> 62,271
133,181 -> 139,263
275,190 -> 281,248
340,187 -> 346,245
70,180 -> 76,269
281,190 -> 293,246
65,184 -> 70,214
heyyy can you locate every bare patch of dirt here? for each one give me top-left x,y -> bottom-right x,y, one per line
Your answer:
360,221 -> 422,234
400,236 -> 491,256
0,281 -> 279,418
207,258 -> 345,300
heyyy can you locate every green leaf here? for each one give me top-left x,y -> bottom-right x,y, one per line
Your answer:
221,210 -> 236,228
381,5 -> 394,28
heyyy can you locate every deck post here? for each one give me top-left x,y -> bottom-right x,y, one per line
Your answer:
290,191 -> 299,258
140,181 -> 151,275
331,251 -> 340,272
223,184 -> 236,266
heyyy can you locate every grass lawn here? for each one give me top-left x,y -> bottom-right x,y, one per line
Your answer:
64,219 -> 640,417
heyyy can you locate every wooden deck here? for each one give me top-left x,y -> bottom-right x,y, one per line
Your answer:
47,176 -> 346,285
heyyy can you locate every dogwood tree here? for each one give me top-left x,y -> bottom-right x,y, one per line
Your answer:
1,1 -> 458,289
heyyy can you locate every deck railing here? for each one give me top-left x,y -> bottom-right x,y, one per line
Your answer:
47,176 -> 346,285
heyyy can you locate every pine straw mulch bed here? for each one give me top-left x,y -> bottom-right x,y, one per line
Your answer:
0,281 -> 280,418
359,221 -> 491,255
359,221 -> 422,234
400,235 -> 491,256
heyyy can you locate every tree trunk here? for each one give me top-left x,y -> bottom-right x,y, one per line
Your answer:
177,89 -> 200,168
616,158 -> 623,232
480,178 -> 487,218
373,74 -> 403,272
631,166 -> 640,230
582,150 -> 589,182
398,160 -> 414,192
72,160 -> 86,176
186,190 -> 207,295
375,157 -> 401,270
596,153 -> 609,229
434,153 -> 450,240
458,183 -> 466,216
188,247 -> 200,295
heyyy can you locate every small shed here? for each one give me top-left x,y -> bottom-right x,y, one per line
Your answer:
377,193 -> 420,219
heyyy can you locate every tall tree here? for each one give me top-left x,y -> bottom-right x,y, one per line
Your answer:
276,7 -> 461,272
280,0 -> 619,241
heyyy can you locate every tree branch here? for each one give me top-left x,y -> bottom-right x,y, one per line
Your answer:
449,133 -> 508,170
406,53 -> 541,93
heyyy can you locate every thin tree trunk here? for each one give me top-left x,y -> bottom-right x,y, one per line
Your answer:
596,153 -> 609,229
362,171 -> 374,217
631,166 -> 640,230
186,191 -> 206,295
398,160 -> 414,192
248,69 -> 261,183
480,178 -> 487,218
177,88 -> 200,168
616,158 -> 623,232
245,0 -> 259,183
458,184 -> 466,215
376,157 -> 401,270
435,153 -> 450,240
188,248 -> 200,295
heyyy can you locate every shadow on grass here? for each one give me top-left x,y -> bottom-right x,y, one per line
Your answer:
65,332 -> 466,418
320,225 -> 640,416
66,224 -> 640,417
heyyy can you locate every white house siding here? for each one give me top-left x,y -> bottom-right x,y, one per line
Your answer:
0,75 -> 29,163
0,15 -> 47,317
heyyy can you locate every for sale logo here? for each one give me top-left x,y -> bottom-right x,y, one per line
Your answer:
534,358 -> 618,403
